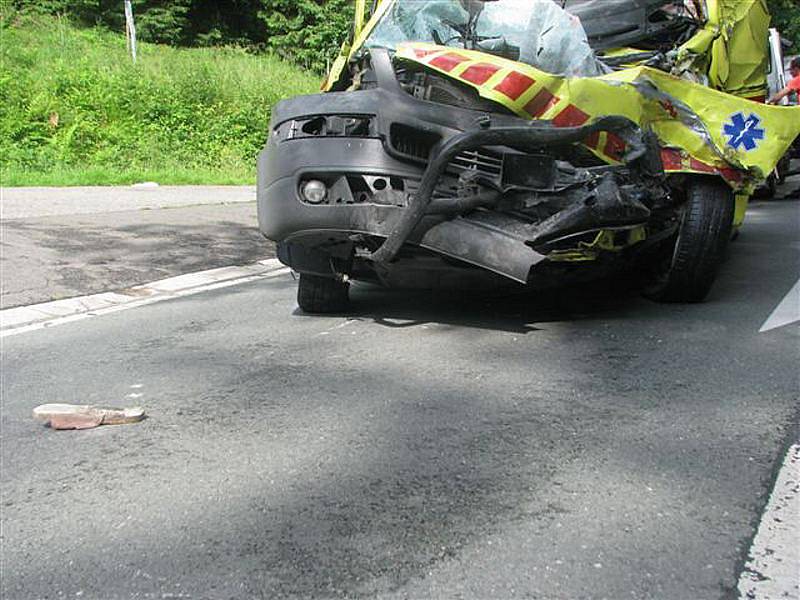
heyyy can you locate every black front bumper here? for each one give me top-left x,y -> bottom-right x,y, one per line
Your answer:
257,133 -> 548,283
257,136 -> 416,244
257,50 -> 654,285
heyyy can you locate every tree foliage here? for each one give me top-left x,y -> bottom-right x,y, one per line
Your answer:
258,0 -> 354,71
9,0 -> 268,46
769,0 -> 800,54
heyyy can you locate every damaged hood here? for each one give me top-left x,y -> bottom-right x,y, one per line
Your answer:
396,42 -> 799,185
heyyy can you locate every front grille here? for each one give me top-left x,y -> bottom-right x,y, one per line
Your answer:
448,148 -> 504,178
390,123 -> 441,160
390,123 -> 505,182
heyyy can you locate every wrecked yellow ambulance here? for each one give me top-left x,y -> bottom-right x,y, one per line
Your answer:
257,0 -> 800,313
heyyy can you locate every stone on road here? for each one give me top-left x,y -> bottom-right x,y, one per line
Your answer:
32,404 -> 146,430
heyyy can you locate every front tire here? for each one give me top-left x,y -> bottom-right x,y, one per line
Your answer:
297,274 -> 350,314
645,178 -> 734,303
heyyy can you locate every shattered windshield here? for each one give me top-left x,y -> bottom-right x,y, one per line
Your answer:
365,0 -> 607,77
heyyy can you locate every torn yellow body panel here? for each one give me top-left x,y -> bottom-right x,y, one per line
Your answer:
354,0 -> 368,38
679,0 -> 771,99
322,0 -> 796,187
395,43 -> 800,186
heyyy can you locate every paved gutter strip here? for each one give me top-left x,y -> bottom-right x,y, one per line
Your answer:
737,443 -> 800,600
0,259 -> 289,338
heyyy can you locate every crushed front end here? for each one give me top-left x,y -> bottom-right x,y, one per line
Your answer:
258,50 -> 670,291
258,0 -> 799,312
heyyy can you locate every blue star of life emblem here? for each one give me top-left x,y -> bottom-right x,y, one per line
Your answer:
723,112 -> 765,152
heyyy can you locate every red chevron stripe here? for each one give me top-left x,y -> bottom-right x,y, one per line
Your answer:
523,89 -> 560,118
429,53 -> 469,72
461,63 -> 501,85
553,105 -> 589,127
661,149 -> 744,183
689,158 -> 716,173
661,149 -> 683,170
553,105 -> 600,148
494,71 -> 536,100
413,48 -> 439,59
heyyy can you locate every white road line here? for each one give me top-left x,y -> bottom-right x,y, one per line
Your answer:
0,259 -> 290,338
738,443 -> 800,600
316,318 -> 361,336
760,278 -> 800,333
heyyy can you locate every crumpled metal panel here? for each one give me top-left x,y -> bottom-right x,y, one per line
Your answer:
394,42 -> 800,185
679,0 -> 771,99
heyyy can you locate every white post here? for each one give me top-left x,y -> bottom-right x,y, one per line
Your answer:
124,0 -> 137,63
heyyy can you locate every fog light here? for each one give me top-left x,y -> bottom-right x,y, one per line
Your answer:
301,180 -> 327,204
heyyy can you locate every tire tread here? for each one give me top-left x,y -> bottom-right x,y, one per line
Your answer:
297,274 -> 350,314
647,179 -> 734,303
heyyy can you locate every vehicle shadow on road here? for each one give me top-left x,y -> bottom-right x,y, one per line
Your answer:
327,276 -> 649,334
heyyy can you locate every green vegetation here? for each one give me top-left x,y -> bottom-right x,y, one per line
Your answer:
0,14 -> 318,186
770,0 -> 800,53
8,0 -> 269,47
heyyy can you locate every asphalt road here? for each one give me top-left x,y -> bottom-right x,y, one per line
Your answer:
1,198 -> 798,598
1,187 -> 273,309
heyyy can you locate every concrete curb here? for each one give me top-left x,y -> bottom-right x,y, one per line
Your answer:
0,258 -> 289,338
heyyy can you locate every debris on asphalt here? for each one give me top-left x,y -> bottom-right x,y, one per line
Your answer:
33,404 -> 146,430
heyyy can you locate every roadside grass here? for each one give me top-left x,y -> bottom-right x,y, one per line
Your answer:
0,13 -> 318,187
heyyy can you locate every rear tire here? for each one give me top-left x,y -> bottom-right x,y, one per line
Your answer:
776,155 -> 790,186
297,274 -> 350,314
645,178 -> 734,303
765,173 -> 778,199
